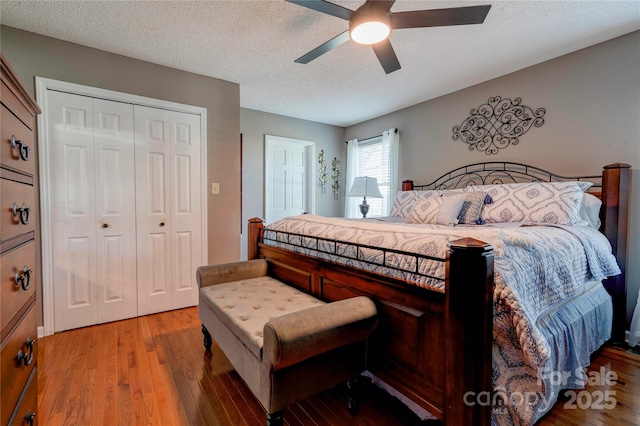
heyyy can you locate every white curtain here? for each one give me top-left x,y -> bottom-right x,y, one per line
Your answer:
630,289 -> 640,347
381,128 -> 399,215
344,138 -> 360,218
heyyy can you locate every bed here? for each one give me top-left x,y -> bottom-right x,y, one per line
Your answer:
247,162 -> 631,426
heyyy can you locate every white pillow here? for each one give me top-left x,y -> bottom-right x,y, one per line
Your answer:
576,193 -> 602,229
405,194 -> 466,226
465,182 -> 587,225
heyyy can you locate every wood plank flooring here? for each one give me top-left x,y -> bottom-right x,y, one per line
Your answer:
37,307 -> 640,425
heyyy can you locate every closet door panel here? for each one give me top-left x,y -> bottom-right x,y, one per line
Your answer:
48,91 -> 98,332
93,99 -> 137,323
170,111 -> 202,309
48,93 -> 138,331
135,106 -> 172,315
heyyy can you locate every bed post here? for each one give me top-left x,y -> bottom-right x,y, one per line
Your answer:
248,217 -> 265,260
601,163 -> 631,345
402,180 -> 414,191
444,238 -> 494,426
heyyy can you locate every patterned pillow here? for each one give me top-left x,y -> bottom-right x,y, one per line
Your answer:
439,188 -> 466,195
444,191 -> 491,225
405,193 -> 466,226
465,182 -> 586,224
389,190 -> 441,218
576,181 -> 594,192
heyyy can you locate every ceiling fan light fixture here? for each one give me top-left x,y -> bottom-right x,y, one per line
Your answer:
349,9 -> 391,45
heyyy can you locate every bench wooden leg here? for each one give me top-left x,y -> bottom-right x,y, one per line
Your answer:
202,325 -> 212,351
347,377 -> 360,416
266,410 -> 283,426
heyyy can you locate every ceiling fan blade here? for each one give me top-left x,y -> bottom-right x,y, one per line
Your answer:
294,31 -> 351,64
371,0 -> 396,12
392,5 -> 491,29
285,0 -> 353,20
371,39 -> 401,74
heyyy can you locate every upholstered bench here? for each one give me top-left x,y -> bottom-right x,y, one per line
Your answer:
197,259 -> 378,426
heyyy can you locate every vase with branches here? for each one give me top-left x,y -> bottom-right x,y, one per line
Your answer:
318,150 -> 327,194
331,157 -> 341,200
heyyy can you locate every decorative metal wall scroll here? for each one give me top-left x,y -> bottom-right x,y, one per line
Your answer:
452,96 -> 546,155
331,157 -> 341,200
318,150 -> 327,194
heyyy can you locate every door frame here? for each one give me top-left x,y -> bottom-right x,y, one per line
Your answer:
264,135 -> 315,224
36,77 -> 208,337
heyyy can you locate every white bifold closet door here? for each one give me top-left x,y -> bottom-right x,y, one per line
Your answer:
134,105 -> 202,316
48,93 -> 202,332
49,91 -> 138,331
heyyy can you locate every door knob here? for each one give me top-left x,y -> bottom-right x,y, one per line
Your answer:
159,222 -> 165,227
102,223 -> 109,228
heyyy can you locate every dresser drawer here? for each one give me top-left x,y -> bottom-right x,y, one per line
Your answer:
1,304 -> 37,426
1,80 -> 36,131
8,367 -> 37,426
1,241 -> 36,339
1,103 -> 35,176
1,178 -> 35,242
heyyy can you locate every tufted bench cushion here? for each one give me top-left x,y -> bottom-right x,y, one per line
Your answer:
197,259 -> 377,425
199,276 -> 325,359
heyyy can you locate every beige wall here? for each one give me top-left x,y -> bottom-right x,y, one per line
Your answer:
346,31 -> 640,326
240,108 -> 345,259
1,26 -> 241,324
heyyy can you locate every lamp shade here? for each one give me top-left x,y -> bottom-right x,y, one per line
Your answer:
347,176 -> 383,198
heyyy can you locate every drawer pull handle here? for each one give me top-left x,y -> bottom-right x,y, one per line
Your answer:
14,266 -> 33,291
12,203 -> 31,225
17,336 -> 35,366
160,221 -> 165,227
10,135 -> 30,161
25,410 -> 36,426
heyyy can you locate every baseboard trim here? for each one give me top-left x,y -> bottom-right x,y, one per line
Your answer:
38,326 -> 45,339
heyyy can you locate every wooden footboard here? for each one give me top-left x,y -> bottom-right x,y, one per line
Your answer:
249,218 -> 494,425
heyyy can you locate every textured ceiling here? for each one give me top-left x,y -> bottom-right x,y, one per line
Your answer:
1,1 -> 639,127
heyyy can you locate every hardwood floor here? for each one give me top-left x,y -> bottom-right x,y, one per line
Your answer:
37,307 -> 640,425
536,346 -> 640,426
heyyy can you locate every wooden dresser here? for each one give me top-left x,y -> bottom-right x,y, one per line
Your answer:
1,54 -> 41,426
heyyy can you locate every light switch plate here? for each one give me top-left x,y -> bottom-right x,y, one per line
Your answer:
211,182 -> 220,195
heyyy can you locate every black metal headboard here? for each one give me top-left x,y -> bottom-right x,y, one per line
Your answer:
404,162 -> 602,191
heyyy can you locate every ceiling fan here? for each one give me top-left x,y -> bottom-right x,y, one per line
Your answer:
286,0 -> 491,74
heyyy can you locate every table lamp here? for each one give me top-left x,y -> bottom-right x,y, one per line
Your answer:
347,176 -> 383,218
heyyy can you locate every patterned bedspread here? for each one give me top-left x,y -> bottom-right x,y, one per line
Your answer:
264,215 -> 620,425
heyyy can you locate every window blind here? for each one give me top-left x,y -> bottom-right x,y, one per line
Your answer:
356,137 -> 390,217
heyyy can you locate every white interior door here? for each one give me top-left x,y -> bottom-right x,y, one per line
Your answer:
48,91 -> 137,332
265,136 -> 314,224
169,110 -> 202,310
93,98 -> 138,324
135,105 -> 202,315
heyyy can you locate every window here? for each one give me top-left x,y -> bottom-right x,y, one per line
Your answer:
345,128 -> 398,218
355,137 -> 388,217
